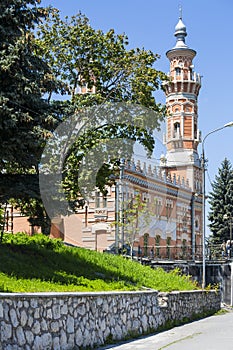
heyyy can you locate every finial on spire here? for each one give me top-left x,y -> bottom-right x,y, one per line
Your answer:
166,8 -> 196,57
179,4 -> 182,19
174,8 -> 188,49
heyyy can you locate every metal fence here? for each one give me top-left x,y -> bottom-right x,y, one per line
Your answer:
134,243 -> 228,261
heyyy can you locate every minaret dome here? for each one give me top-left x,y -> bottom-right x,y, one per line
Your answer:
174,17 -> 188,49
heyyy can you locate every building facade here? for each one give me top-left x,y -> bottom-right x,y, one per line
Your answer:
59,15 -> 203,259
7,15 -> 204,259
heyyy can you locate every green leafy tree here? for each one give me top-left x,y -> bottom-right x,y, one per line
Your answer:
118,194 -> 154,258
36,11 -> 168,203
208,158 -> 233,243
1,4 -> 168,232
36,11 -> 167,112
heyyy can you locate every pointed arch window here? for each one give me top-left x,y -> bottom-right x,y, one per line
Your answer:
166,199 -> 173,220
173,122 -> 181,138
154,197 -> 162,217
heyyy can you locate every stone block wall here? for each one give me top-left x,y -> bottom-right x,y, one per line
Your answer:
158,290 -> 221,323
0,290 -> 221,349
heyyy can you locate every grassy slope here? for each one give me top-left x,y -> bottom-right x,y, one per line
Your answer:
0,233 -> 199,293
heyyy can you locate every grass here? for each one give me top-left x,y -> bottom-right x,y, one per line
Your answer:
0,233 -> 199,293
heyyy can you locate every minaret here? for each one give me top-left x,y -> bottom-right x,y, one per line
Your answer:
163,13 -> 202,192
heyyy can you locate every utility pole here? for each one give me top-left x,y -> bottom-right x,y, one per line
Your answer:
119,159 -> 125,249
115,181 -> 119,254
191,194 -> 196,261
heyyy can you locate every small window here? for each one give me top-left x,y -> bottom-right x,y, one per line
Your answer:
154,198 -> 162,217
173,122 -> 180,138
175,67 -> 181,76
182,215 -> 187,232
195,217 -> 200,230
143,233 -> 149,257
194,124 -> 197,138
95,191 -> 100,208
166,200 -> 173,220
103,196 -> 107,208
190,68 -> 194,80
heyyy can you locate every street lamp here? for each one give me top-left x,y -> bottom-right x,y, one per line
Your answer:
223,214 -> 233,258
201,121 -> 233,289
115,158 -> 125,253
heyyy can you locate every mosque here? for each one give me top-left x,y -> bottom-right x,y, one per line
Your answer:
7,15 -> 204,259
56,14 -> 203,259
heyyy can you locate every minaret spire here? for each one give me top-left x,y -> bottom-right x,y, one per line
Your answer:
179,4 -> 182,19
174,9 -> 187,49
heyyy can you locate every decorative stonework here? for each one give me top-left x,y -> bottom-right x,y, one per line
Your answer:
0,290 -> 221,349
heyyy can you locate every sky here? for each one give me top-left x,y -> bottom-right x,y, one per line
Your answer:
40,0 -> 233,235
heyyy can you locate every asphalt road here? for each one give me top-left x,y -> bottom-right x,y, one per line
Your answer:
99,310 -> 233,350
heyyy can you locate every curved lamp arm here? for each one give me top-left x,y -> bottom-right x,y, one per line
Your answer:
202,122 -> 233,163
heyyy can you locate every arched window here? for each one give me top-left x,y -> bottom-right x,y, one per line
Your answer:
155,235 -> 161,258
95,191 -> 100,207
173,122 -> 180,138
143,233 -> 149,257
154,197 -> 162,217
166,200 -> 173,220
195,217 -> 200,230
166,237 -> 171,259
175,67 -> 181,76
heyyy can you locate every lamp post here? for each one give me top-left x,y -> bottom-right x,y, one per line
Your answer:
115,158 -> 125,253
223,214 -> 233,306
115,182 -> 119,254
191,192 -> 199,261
119,159 -> 125,249
201,121 -> 233,289
223,214 -> 233,258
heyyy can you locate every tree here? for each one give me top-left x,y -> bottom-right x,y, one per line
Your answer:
36,11 -> 168,204
208,158 -> 233,243
0,0 -> 59,234
36,11 -> 167,113
0,0 -> 57,173
1,5 -> 167,232
0,204 -> 5,242
118,194 -> 155,258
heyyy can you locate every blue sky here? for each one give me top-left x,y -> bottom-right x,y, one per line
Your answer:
40,0 -> 233,234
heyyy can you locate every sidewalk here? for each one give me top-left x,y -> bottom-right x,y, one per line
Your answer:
98,309 -> 233,350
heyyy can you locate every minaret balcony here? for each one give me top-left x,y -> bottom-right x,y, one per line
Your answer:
164,71 -> 201,85
163,76 -> 201,95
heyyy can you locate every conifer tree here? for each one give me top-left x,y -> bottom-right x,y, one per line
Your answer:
0,0 -> 58,234
0,0 -> 56,173
208,158 -> 233,243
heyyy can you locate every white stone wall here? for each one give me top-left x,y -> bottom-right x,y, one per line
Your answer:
0,290 -> 221,349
